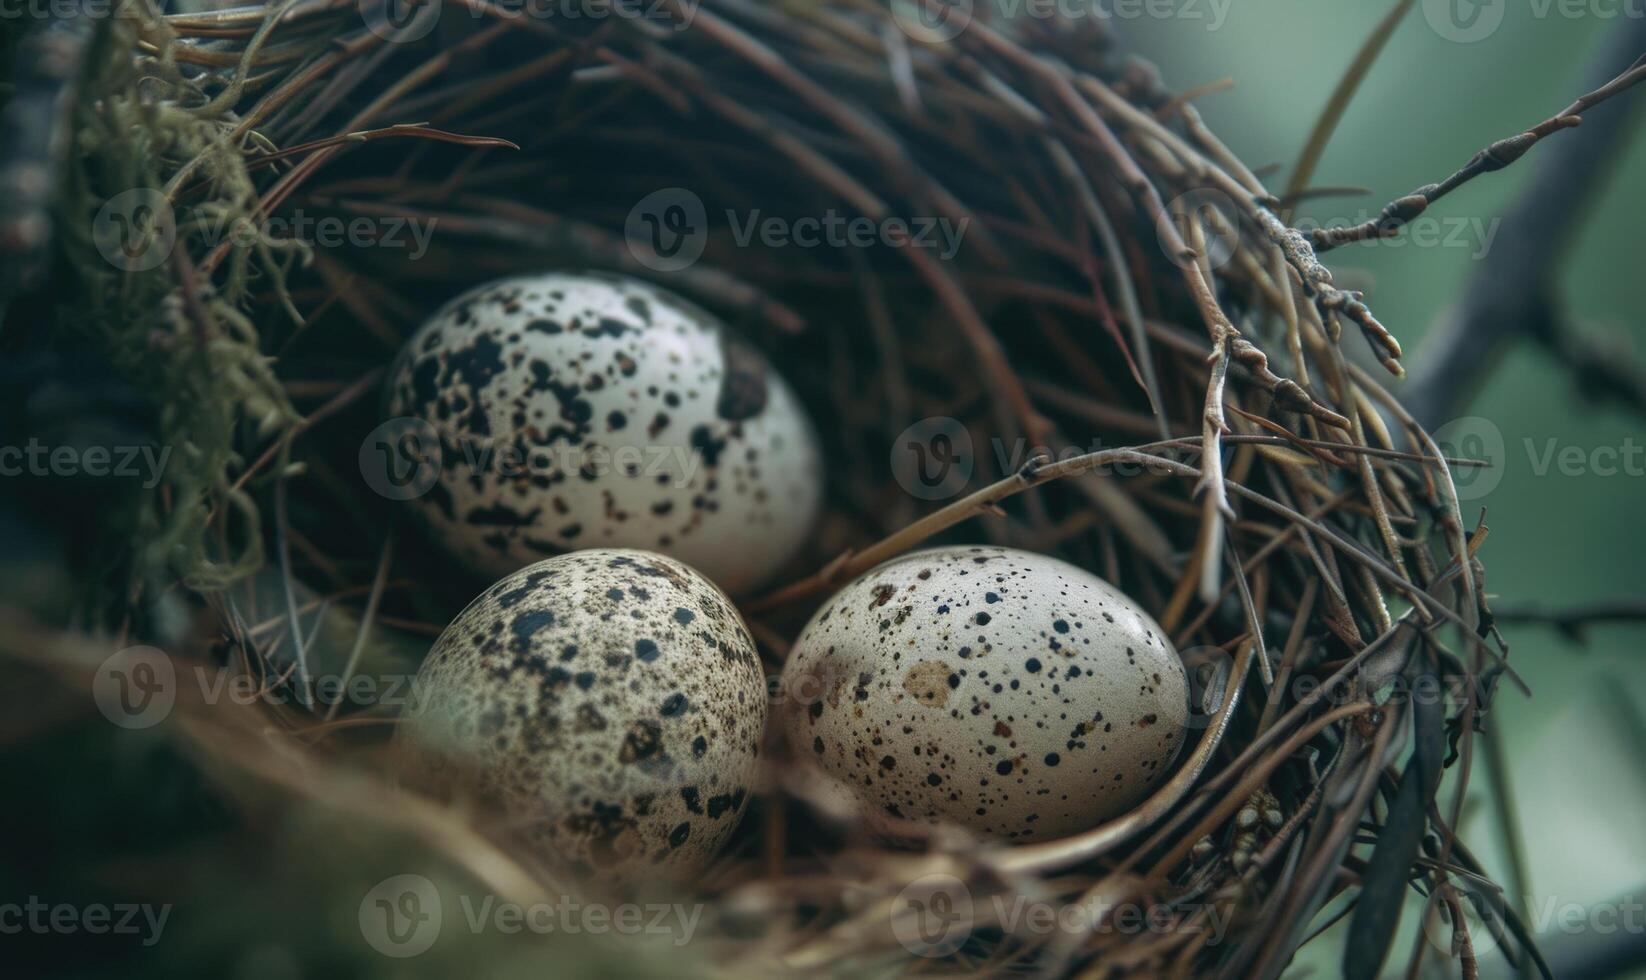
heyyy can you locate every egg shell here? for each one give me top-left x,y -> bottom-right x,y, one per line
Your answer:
397,549 -> 767,880
780,545 -> 1189,842
386,270 -> 822,593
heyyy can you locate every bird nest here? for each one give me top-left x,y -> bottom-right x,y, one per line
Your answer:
18,0 -> 1632,976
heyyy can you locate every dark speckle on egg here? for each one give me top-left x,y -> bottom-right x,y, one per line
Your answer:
396,549 -> 765,880
384,271 -> 822,594
714,337 -> 770,421
779,545 -> 1190,842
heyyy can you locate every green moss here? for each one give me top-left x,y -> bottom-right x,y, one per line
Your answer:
51,4 -> 304,590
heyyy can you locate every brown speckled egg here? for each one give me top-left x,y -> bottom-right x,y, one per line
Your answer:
386,270 -> 822,593
779,545 -> 1188,842
396,549 -> 766,880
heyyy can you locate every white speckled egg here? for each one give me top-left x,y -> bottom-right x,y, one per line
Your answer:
386,270 -> 822,593
396,549 -> 766,880
779,545 -> 1188,842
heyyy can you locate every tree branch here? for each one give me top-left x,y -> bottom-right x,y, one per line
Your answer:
1403,23 -> 1646,427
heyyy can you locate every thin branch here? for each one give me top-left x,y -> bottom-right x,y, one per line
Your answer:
1404,22 -> 1646,425
1493,597 -> 1646,642
1312,50 -> 1646,253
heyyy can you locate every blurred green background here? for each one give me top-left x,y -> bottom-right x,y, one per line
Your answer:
1122,3 -> 1646,975
4,3 -> 1641,977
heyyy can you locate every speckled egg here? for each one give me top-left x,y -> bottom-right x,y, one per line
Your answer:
386,270 -> 822,593
779,545 -> 1189,842
396,549 -> 766,880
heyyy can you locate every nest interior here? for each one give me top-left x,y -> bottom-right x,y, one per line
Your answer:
0,1 -> 1572,977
